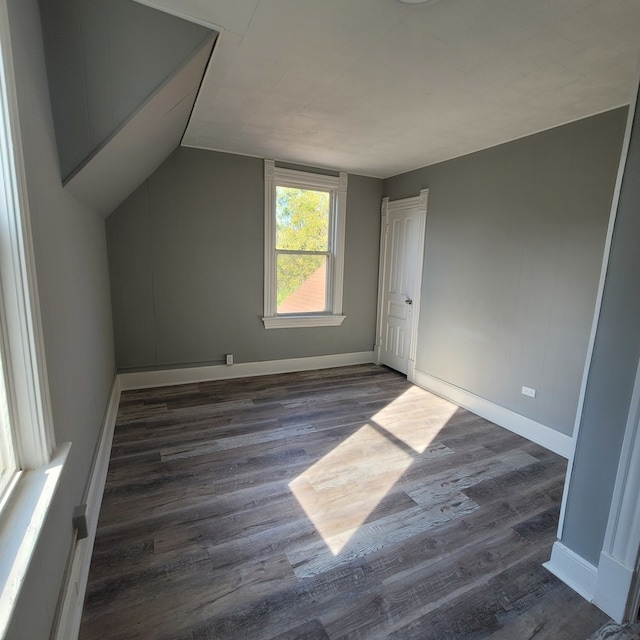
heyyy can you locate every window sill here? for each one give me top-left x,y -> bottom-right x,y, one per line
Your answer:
0,442 -> 70,636
262,315 -> 346,329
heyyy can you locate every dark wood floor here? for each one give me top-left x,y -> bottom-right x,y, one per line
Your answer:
80,364 -> 625,639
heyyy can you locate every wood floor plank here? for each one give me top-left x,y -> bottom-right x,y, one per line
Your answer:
267,619 -> 331,640
403,448 -> 538,505
385,549 -> 562,639
79,364 -> 620,640
487,585 -> 610,640
286,492 -> 480,579
369,475 -> 566,588
160,424 -> 317,461
323,528 -> 539,640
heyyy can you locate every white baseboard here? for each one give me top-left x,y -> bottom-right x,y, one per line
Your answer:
53,376 -> 122,640
544,541 -> 598,601
119,351 -> 376,391
411,369 -> 572,458
592,551 -> 635,623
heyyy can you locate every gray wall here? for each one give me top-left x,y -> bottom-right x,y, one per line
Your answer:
7,0 -> 116,637
562,99 -> 640,565
384,108 -> 627,436
38,0 -> 213,180
107,148 -> 383,370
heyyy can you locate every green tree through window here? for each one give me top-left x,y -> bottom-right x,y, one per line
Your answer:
276,187 -> 330,309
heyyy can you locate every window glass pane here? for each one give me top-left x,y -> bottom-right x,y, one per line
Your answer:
0,346 -> 16,496
277,254 -> 327,313
276,187 -> 330,251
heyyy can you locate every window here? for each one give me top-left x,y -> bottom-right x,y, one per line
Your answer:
263,160 -> 347,329
0,12 -> 54,485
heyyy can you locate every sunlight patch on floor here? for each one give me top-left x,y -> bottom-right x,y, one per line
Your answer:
289,389 -> 459,555
369,386 -> 458,454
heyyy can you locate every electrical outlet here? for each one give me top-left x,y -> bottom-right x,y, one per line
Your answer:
226,354 -> 233,366
521,386 -> 536,398
72,504 -> 89,540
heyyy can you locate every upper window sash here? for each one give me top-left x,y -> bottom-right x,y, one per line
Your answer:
263,160 -> 347,329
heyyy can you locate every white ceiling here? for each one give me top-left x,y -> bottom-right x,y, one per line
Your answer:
138,0 -> 640,178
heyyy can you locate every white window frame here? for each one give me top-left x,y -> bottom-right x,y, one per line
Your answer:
0,1 -> 68,635
263,160 -> 348,329
0,0 -> 54,480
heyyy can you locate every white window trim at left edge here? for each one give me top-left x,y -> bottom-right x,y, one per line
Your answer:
0,0 -> 69,636
262,159 -> 348,329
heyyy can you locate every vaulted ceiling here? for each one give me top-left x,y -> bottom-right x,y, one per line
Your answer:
138,0 -> 640,178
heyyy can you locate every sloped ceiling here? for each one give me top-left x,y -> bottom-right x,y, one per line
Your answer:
40,0 -> 215,181
39,0 -> 219,216
65,38 -> 215,217
139,0 -> 640,178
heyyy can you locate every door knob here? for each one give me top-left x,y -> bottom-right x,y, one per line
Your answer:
405,298 -> 413,305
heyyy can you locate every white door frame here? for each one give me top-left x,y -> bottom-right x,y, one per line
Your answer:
375,189 -> 428,382
550,69 -> 640,624
592,353 -> 640,622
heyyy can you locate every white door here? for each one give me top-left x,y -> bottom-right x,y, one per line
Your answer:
377,192 -> 427,376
